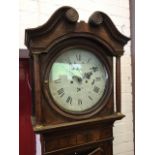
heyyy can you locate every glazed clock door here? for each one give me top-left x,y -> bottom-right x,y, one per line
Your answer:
48,48 -> 108,113
44,46 -> 112,119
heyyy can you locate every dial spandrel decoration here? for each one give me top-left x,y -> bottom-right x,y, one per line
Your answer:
49,48 -> 108,113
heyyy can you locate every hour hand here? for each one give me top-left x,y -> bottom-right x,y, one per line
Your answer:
83,72 -> 93,79
72,75 -> 82,83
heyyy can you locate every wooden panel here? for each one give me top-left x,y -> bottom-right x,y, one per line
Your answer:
43,140 -> 112,155
43,125 -> 112,153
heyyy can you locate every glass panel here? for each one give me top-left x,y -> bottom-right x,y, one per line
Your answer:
49,48 -> 108,112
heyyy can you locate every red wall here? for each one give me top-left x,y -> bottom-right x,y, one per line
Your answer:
19,59 -> 35,155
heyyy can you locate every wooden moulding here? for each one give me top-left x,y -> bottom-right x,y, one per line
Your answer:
88,147 -> 104,155
65,8 -> 79,23
25,6 -> 130,56
88,11 -> 130,46
116,57 -> 121,112
33,113 -> 125,133
33,54 -> 43,125
25,6 -> 79,49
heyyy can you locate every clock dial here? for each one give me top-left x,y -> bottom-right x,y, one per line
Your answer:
49,48 -> 108,113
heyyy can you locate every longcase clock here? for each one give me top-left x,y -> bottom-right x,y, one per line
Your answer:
25,6 -> 130,155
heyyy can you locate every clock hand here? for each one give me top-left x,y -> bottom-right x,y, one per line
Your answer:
61,66 -> 83,83
77,77 -> 82,83
72,75 -> 82,84
83,72 -> 93,79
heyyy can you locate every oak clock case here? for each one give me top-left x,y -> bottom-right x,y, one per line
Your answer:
43,44 -> 112,119
25,6 -> 130,155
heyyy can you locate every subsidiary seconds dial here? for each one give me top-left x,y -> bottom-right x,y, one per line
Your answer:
48,48 -> 108,113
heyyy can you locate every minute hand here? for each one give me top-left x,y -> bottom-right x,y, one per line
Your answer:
83,72 -> 93,79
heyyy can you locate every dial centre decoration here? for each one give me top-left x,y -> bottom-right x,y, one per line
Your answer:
49,48 -> 108,112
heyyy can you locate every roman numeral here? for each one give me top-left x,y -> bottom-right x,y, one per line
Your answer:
57,88 -> 64,97
54,79 -> 61,83
78,99 -> 82,105
76,53 -> 81,61
88,96 -> 93,101
87,58 -> 91,63
66,96 -> 72,104
65,57 -> 72,64
93,86 -> 100,93
96,77 -> 101,81
90,66 -> 98,72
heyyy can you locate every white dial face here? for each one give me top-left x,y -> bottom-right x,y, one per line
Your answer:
49,48 -> 108,113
